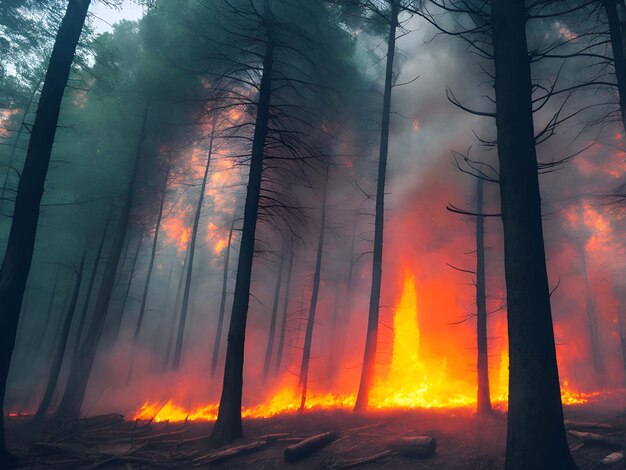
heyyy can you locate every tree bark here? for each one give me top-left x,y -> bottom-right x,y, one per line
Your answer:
354,0 -> 398,412
210,37 -> 275,444
298,169 -> 329,413
475,178 -> 492,414
134,160 -> 171,340
211,217 -> 236,377
605,0 -> 626,134
263,244 -> 285,379
31,266 -> 61,364
172,129 -> 214,371
275,242 -> 294,372
53,100 -> 148,421
34,250 -> 86,420
490,2 -> 576,468
0,1 -> 90,461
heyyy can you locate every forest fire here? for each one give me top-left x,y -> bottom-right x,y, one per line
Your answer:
4,0 -> 626,468
131,269 -> 602,424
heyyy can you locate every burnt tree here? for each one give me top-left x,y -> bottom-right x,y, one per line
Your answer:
355,0 -> 399,412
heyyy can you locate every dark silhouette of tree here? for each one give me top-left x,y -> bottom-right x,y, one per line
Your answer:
355,0 -> 399,412
298,168 -> 329,412
475,178 -> 492,415
0,1 -> 91,464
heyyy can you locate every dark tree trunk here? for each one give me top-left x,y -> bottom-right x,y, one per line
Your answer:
0,1 -> 90,461
53,101 -> 148,421
475,178 -> 492,414
210,37 -> 275,444
34,250 -> 86,420
490,2 -> 576,468
211,217 -> 236,377
134,160 -> 171,340
263,245 -> 285,379
275,244 -> 294,371
298,170 -> 329,413
605,0 -> 626,134
172,130 -> 214,371
108,231 -> 143,346
354,0 -> 398,412
72,209 -> 112,356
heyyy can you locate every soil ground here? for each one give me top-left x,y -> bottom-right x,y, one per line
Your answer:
5,404 -> 625,469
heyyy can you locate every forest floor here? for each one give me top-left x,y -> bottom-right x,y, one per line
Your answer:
5,404 -> 625,469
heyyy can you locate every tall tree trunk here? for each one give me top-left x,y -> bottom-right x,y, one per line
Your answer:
164,250 -> 188,369
172,129 -> 214,371
491,2 -> 576,468
605,0 -> 626,134
298,170 -> 329,413
34,250 -> 86,420
354,0 -> 398,412
111,230 -> 143,346
211,217 -> 236,377
210,37 -> 275,444
0,1 -> 90,461
475,178 -> 492,414
72,210 -> 112,355
275,244 -> 294,371
0,73 -> 44,218
134,160 -> 171,340
53,100 -> 148,421
263,245 -> 285,379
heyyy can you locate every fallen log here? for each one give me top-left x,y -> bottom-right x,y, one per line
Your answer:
565,420 -> 623,431
568,430 -> 624,449
192,440 -> 269,465
284,431 -> 339,462
390,436 -> 437,458
601,451 -> 624,466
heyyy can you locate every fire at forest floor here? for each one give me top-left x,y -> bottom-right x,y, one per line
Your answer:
5,405 -> 626,469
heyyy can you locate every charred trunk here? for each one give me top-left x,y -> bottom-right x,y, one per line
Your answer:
298,169 -> 329,413
164,250 -> 188,369
475,178 -> 492,414
172,130 -> 214,371
210,37 -> 275,444
354,0 -> 398,412
134,160 -> 170,340
211,217 -> 236,377
491,2 -> 576,468
0,2 -> 90,461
